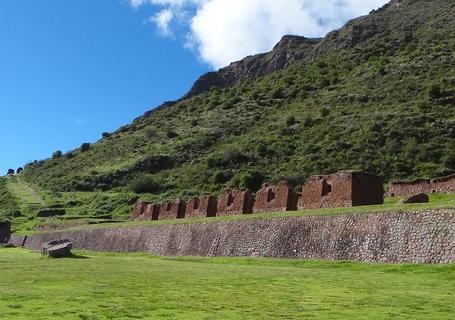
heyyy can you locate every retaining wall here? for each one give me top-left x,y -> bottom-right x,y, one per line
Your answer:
10,209 -> 455,264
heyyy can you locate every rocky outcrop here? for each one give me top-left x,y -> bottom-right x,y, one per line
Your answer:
185,36 -> 321,98
184,0 -> 435,99
12,209 -> 455,264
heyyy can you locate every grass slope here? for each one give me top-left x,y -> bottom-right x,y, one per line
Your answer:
20,0 -> 454,205
0,249 -> 454,319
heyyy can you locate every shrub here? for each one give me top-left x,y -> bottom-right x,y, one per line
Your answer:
80,143 -> 91,152
128,175 -> 161,194
52,151 -> 62,159
286,116 -> 297,126
166,131 -> 179,139
102,132 -> 111,139
320,107 -> 330,118
427,83 -> 441,99
230,170 -> 266,192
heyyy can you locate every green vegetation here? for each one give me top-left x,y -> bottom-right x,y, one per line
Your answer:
2,0 -> 455,225
0,248 -> 453,319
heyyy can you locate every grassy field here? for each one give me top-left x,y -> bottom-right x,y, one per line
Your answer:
0,249 -> 454,319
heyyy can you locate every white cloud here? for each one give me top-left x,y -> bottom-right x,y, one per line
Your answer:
131,0 -> 389,69
151,9 -> 174,36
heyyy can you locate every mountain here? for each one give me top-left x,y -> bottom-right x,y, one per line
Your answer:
11,0 -> 455,218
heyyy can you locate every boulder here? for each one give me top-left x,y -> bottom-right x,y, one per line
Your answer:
41,239 -> 73,258
0,220 -> 11,244
399,193 -> 429,204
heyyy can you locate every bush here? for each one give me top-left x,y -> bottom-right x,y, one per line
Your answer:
80,143 -> 91,152
230,170 -> 266,191
102,132 -> 111,139
128,175 -> 162,194
286,116 -> 297,126
52,151 -> 62,159
427,83 -> 441,99
320,107 -> 330,118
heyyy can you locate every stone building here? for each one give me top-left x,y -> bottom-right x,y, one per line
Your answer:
217,189 -> 255,216
253,181 -> 298,213
158,199 -> 186,220
144,203 -> 160,221
0,220 -> 11,244
299,171 -> 384,209
185,196 -> 218,218
386,179 -> 430,197
131,201 -> 150,220
386,174 -> 455,196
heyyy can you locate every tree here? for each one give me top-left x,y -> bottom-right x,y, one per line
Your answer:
80,143 -> 91,152
52,150 -> 62,159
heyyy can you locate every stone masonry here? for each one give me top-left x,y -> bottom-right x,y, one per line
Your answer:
299,171 -> 384,209
158,199 -> 186,220
217,188 -> 255,216
386,174 -> 455,197
12,209 -> 455,264
185,196 -> 218,218
253,181 -> 298,213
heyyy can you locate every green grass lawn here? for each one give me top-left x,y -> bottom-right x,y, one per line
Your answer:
0,249 -> 454,319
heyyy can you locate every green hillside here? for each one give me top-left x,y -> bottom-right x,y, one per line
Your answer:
15,0 -> 455,210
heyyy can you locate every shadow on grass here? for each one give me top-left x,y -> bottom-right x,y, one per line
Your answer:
68,253 -> 90,259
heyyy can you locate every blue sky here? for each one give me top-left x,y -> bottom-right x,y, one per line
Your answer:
0,0 -> 209,174
0,0 -> 388,175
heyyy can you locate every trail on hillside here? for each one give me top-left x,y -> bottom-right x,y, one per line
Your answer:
7,176 -> 45,209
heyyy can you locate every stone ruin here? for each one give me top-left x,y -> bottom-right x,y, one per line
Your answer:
253,181 -> 298,213
299,171 -> 384,209
185,195 -> 218,218
0,220 -> 11,244
159,199 -> 186,220
131,201 -> 150,220
129,170 -> 455,221
217,188 -> 255,216
386,174 -> 455,197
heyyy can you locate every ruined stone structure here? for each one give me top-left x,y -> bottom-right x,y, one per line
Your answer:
185,196 -> 218,218
12,209 -> 455,264
386,179 -> 431,197
132,201 -> 148,220
132,202 -> 160,221
217,188 -> 255,216
299,171 -> 384,209
158,199 -> 186,220
144,203 -> 160,221
0,220 -> 11,243
386,174 -> 455,197
253,181 -> 298,213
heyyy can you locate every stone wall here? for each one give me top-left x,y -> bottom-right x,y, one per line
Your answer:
253,182 -> 298,213
186,196 -> 217,218
217,189 -> 254,216
0,220 -> 11,243
159,199 -> 186,220
11,209 -> 455,264
386,174 -> 455,196
299,171 -> 384,209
